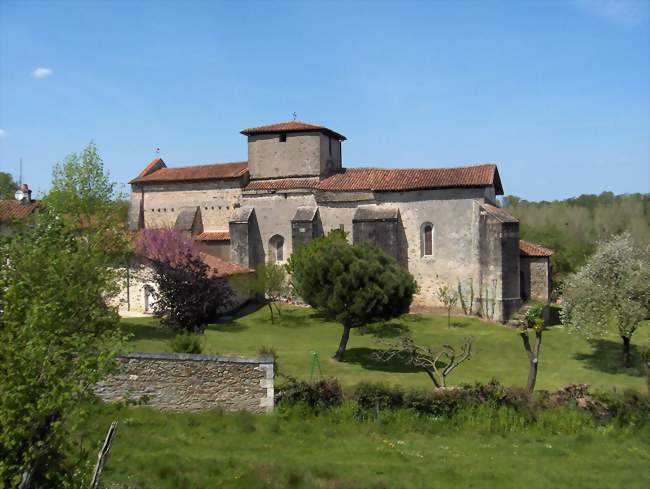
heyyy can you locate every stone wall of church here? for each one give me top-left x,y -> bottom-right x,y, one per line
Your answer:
374,189 -> 485,312
520,256 -> 550,302
131,180 -> 243,230
239,192 -> 318,265
236,187 -> 515,319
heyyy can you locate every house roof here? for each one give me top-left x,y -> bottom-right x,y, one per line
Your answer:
240,120 -> 347,141
519,239 -> 554,257
129,159 -> 248,184
244,164 -> 502,194
0,200 -> 39,222
195,231 -> 230,241
199,253 -> 250,278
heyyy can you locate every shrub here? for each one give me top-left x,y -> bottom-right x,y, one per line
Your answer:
276,376 -> 343,409
169,333 -> 203,354
355,382 -> 404,412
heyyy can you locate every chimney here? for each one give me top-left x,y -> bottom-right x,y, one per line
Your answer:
20,183 -> 32,205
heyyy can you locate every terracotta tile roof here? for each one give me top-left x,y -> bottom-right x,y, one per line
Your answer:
241,120 -> 347,141
519,240 -> 554,257
244,178 -> 320,191
199,253 -> 250,278
317,164 -> 502,193
244,164 -> 502,194
0,200 -> 39,222
130,161 -> 248,184
195,231 -> 230,241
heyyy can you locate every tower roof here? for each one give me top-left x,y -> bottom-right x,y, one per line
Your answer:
240,120 -> 346,141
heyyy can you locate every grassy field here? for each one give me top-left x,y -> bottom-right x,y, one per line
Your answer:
80,402 -> 650,489
121,306 -> 648,392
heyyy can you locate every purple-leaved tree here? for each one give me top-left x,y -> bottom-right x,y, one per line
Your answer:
135,229 -> 232,332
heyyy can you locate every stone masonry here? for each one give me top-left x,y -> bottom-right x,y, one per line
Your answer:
128,120 -> 554,322
95,352 -> 274,413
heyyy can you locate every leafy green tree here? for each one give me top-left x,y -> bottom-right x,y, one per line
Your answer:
241,263 -> 291,323
0,171 -> 18,199
0,211 -> 125,487
562,233 -> 650,368
502,192 -> 650,288
519,304 -> 545,393
288,230 -> 418,361
44,142 -> 125,230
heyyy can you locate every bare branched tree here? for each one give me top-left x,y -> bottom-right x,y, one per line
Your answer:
374,336 -> 474,388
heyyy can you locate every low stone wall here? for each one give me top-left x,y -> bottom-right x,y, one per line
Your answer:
95,352 -> 274,413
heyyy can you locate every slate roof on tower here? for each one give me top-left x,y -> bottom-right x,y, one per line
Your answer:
240,120 -> 347,141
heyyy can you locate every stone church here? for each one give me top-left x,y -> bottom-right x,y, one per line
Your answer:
127,120 -> 552,321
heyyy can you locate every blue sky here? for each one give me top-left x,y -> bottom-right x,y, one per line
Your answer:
0,0 -> 648,200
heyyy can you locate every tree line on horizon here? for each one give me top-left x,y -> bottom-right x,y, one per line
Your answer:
501,191 -> 650,290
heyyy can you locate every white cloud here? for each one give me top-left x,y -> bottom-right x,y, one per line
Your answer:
575,0 -> 649,27
31,67 -> 53,79
0,129 -> 6,138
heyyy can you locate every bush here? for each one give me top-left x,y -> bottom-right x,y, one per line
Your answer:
355,382 -> 404,412
169,333 -> 203,354
277,376 -> 343,409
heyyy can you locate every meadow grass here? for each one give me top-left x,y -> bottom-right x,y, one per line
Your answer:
79,402 -> 650,489
121,306 -> 648,392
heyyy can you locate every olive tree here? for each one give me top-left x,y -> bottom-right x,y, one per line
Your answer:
257,263 -> 291,323
562,233 -> 650,368
0,211 -> 125,487
374,336 -> 474,388
436,284 -> 458,328
288,230 -> 418,361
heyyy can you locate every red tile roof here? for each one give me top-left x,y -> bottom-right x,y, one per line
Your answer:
130,161 -> 248,184
195,231 -> 230,241
241,120 -> 347,141
244,178 -> 320,191
519,240 -> 554,257
244,164 -> 502,194
199,253 -> 250,278
0,200 -> 39,222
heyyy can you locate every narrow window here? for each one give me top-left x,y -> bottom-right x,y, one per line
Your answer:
329,137 -> 332,156
268,235 -> 285,263
279,133 -> 287,142
421,223 -> 433,257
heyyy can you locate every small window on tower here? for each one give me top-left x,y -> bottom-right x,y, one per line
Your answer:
329,138 -> 332,156
279,133 -> 287,142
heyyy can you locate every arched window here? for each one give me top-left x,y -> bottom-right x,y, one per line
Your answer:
268,235 -> 285,263
421,223 -> 434,257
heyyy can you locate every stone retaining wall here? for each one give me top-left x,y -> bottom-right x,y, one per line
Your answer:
95,352 -> 274,413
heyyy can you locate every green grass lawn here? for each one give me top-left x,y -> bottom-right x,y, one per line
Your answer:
81,402 -> 650,489
121,306 -> 648,392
